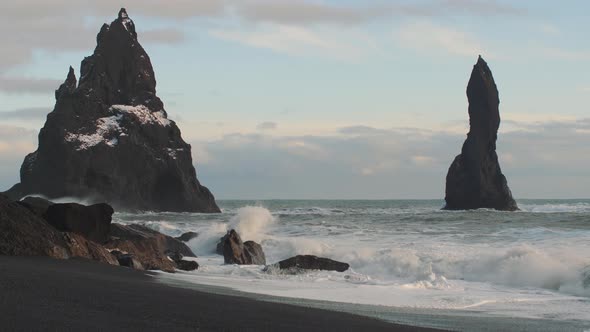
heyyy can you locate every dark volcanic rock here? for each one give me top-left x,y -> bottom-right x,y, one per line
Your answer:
221,230 -> 266,265
444,56 -> 518,211
0,194 -> 69,259
16,196 -> 54,217
243,241 -> 266,265
3,8 -> 219,213
110,250 -> 144,270
175,260 -> 199,271
0,195 -> 117,266
176,231 -> 198,242
44,203 -> 114,243
106,223 -> 196,272
272,255 -> 349,272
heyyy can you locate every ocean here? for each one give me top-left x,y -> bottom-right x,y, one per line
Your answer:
115,199 -> 590,330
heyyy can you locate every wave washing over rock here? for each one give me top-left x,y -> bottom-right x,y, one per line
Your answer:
115,199 -> 590,329
4,9 -> 219,213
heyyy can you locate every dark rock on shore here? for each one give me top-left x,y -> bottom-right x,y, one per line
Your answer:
110,250 -> 144,270
44,203 -> 114,243
106,223 -> 196,272
243,241 -> 266,265
0,194 -> 69,259
221,230 -> 266,265
64,233 -> 119,265
271,255 -> 350,272
444,56 -> 518,211
3,8 -> 219,213
175,259 -> 199,271
16,196 -> 54,216
0,195 -> 118,265
176,231 -> 198,242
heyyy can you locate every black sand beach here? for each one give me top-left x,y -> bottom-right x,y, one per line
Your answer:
0,256 -> 439,331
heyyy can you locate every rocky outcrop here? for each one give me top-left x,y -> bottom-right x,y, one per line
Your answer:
176,231 -> 198,242
64,232 -> 119,265
269,255 -> 350,272
444,56 -> 518,211
0,194 -> 69,259
110,250 -> 145,270
0,195 -> 117,266
16,196 -> 54,217
0,194 -> 201,272
221,229 -> 266,265
44,203 -> 114,243
3,8 -> 219,213
106,223 -> 196,272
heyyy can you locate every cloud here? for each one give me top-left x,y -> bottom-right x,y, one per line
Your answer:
190,118 -> 590,199
540,48 -> 590,61
256,121 -> 278,130
0,107 -> 50,120
233,0 -> 523,25
210,23 -> 376,60
0,77 -> 61,94
141,28 -> 185,44
234,1 -> 389,25
0,125 -> 37,190
394,20 -> 488,58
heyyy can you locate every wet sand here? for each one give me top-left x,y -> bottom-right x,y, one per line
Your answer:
0,256 -> 440,331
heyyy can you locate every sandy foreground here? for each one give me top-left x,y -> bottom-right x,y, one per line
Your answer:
0,256 -> 442,331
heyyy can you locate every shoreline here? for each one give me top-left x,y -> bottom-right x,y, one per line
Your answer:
155,268 -> 590,332
0,256 -> 438,331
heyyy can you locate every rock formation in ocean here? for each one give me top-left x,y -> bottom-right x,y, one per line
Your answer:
4,8 -> 219,213
267,255 -> 350,273
444,56 -> 518,211
220,229 -> 266,265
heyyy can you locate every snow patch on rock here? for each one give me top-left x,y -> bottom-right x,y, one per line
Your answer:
65,114 -> 123,150
110,104 -> 170,126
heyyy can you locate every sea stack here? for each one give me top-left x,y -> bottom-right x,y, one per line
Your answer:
444,56 -> 517,211
4,9 -> 220,213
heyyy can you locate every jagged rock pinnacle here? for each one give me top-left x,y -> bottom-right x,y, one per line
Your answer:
118,8 -> 128,19
444,56 -> 517,211
4,8 -> 220,213
55,66 -> 77,100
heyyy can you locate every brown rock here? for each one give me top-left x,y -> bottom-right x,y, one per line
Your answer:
105,223 -> 195,272
63,232 -> 119,266
222,230 -> 266,265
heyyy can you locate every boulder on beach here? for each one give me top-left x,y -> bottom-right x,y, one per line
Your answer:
1,195 -> 118,266
2,8 -> 219,213
221,229 -> 266,265
444,56 -> 518,211
16,196 -> 54,217
270,255 -> 350,272
106,223 -> 196,272
44,203 -> 114,243
110,250 -> 144,270
176,231 -> 198,242
0,194 -> 69,259
63,233 -> 119,266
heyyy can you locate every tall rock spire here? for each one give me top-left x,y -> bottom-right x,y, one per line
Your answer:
4,9 -> 220,213
444,56 -> 518,211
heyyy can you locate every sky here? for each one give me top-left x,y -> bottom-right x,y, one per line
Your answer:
0,0 -> 589,199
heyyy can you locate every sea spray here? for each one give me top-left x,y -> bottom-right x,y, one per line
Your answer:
113,199 -> 590,322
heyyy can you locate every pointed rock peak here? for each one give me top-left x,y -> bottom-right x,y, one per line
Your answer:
55,66 -> 77,100
118,8 -> 128,19
115,7 -> 135,35
66,66 -> 76,81
473,55 -> 492,78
